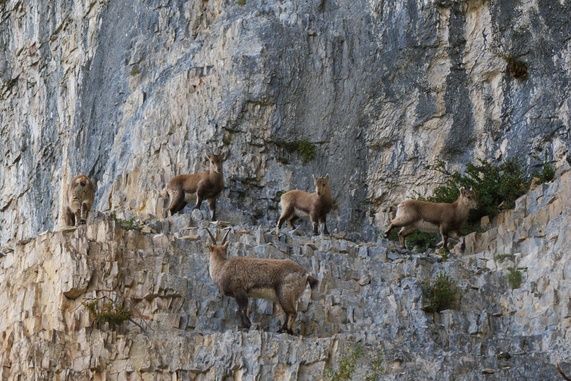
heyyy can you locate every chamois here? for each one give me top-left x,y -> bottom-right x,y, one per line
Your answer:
166,152 -> 225,221
206,229 -> 318,335
65,174 -> 95,226
384,188 -> 478,251
276,174 -> 333,235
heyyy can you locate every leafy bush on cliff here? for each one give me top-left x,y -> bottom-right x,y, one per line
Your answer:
422,272 -> 457,313
425,155 -> 554,225
397,155 -> 554,250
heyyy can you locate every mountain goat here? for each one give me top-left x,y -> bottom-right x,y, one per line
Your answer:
166,152 -> 225,220
384,188 -> 478,251
64,174 -> 95,226
206,229 -> 318,335
276,174 -> 333,235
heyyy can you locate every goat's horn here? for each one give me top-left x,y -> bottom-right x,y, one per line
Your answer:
221,229 -> 230,245
206,229 -> 217,244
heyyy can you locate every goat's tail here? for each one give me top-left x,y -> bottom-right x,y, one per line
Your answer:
307,275 -> 319,290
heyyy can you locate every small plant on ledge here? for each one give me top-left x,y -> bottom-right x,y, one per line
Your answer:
110,211 -> 142,232
297,139 -> 316,164
499,53 -> 528,80
82,296 -> 132,326
422,272 -> 457,313
507,267 -> 523,289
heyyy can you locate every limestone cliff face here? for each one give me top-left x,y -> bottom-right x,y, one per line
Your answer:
0,161 -> 570,380
1,1 -> 571,378
1,0 -> 570,244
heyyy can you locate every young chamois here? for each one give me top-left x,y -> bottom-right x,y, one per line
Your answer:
276,174 -> 333,235
64,174 -> 95,226
206,229 -> 318,335
166,152 -> 225,220
384,188 -> 478,251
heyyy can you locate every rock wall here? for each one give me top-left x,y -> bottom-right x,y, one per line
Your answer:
0,163 -> 570,380
1,0 -> 571,245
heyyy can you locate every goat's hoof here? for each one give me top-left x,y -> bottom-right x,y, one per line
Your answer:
240,323 -> 251,331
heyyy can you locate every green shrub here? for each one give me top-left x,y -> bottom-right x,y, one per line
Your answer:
326,345 -> 384,381
387,156 -> 554,250
426,156 -> 555,227
110,211 -> 142,232
326,345 -> 362,381
531,152 -> 555,184
365,351 -> 385,381
422,272 -> 457,313
298,139 -> 316,163
83,297 -> 132,326
273,138 -> 316,164
129,65 -> 141,76
507,268 -> 522,289
494,253 -> 515,263
499,54 -> 528,80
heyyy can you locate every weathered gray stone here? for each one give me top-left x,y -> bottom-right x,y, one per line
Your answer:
1,0 -> 571,379
2,0 -> 571,245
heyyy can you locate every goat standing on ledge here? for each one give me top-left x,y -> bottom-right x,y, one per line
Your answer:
166,152 -> 225,221
384,188 -> 478,251
276,174 -> 333,235
206,229 -> 318,335
64,174 -> 95,227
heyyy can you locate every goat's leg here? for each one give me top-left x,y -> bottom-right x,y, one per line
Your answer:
319,216 -> 329,235
194,194 -> 204,211
287,216 -> 298,230
383,224 -> 394,238
66,208 -> 76,227
167,189 -> 187,215
397,225 -> 417,248
441,231 -> 450,251
277,293 -> 298,335
276,206 -> 293,233
207,197 -> 217,221
80,203 -> 88,224
384,213 -> 417,238
73,212 -> 81,227
235,291 -> 251,329
310,212 -> 319,235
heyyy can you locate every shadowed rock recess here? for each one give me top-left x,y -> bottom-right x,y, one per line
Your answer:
0,165 -> 570,380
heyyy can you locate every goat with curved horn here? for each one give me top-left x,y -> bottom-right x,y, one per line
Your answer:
205,228 -> 318,335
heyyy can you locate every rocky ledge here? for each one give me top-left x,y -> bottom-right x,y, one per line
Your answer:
1,165 -> 570,380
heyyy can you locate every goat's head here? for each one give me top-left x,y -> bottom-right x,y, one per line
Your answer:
312,174 -> 330,196
459,188 -> 478,209
207,152 -> 225,174
206,228 -> 230,253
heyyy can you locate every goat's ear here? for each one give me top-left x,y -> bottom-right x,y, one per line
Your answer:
325,173 -> 329,181
222,150 -> 229,161
312,174 -> 317,181
222,242 -> 229,250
